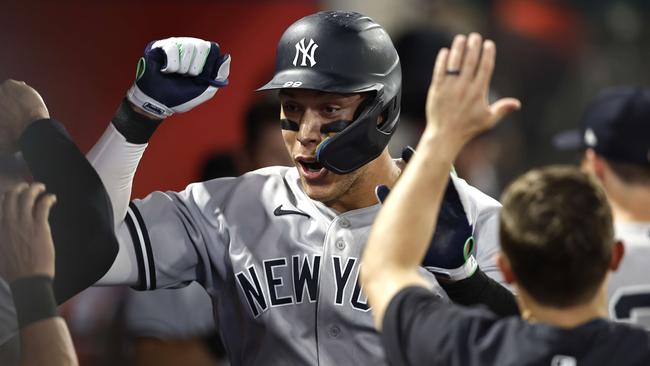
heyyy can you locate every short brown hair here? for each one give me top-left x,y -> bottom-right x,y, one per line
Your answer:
499,165 -> 614,307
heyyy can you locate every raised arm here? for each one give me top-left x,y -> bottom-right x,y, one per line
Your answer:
361,33 -> 520,329
87,37 -> 231,226
87,37 -> 231,287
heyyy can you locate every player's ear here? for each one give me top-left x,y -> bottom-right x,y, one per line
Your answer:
496,252 -> 516,284
608,240 -> 625,272
583,149 -> 606,180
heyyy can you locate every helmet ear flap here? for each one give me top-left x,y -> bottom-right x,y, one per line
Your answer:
353,92 -> 376,120
316,96 -> 390,174
315,136 -> 332,162
379,90 -> 401,132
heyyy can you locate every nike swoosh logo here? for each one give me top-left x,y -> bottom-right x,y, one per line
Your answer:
273,205 -> 310,218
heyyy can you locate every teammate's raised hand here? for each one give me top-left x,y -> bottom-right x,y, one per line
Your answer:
127,37 -> 231,119
424,33 -> 520,155
0,79 -> 49,154
0,182 -> 57,282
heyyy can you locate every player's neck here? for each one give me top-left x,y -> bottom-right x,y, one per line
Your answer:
607,185 -> 650,222
328,150 -> 400,213
516,284 -> 608,329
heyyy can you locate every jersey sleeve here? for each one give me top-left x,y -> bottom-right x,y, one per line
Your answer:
381,286 -> 501,366
128,183 -> 229,290
99,180 -> 233,290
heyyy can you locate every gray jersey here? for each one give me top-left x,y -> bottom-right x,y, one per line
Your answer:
608,222 -> 650,330
109,164 -> 502,365
125,282 -> 216,339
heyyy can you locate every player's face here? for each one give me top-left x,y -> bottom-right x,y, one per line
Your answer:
279,90 -> 369,206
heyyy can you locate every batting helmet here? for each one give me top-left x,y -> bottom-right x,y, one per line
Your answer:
258,11 -> 401,174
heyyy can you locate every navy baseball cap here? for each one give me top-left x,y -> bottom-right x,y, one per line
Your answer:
553,86 -> 650,166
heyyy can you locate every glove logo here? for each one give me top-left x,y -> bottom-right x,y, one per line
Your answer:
292,38 -> 318,67
142,102 -> 165,116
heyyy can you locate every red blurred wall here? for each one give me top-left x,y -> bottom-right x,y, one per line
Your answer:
0,0 -> 317,197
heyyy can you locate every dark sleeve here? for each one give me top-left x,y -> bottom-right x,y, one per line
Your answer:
381,286 -> 501,366
111,98 -> 163,144
18,119 -> 119,304
439,267 -> 520,317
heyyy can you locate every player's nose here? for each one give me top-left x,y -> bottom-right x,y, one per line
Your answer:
296,110 -> 323,147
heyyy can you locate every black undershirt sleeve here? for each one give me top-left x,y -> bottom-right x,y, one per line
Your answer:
18,119 -> 119,304
440,267 -> 520,317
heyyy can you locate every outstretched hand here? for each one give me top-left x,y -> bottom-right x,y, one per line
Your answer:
424,33 -> 520,156
0,80 -> 49,153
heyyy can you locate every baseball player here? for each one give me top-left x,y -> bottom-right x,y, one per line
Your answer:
40,12 -> 505,365
555,86 -> 650,330
361,35 -> 650,365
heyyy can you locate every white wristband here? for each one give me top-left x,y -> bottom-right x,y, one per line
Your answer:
424,255 -> 478,282
126,84 -> 175,118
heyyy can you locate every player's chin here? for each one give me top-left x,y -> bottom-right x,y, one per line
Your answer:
299,177 -> 336,202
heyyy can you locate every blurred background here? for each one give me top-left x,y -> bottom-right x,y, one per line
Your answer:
1,0 -> 649,365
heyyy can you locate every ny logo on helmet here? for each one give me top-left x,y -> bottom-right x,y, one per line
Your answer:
293,38 -> 318,67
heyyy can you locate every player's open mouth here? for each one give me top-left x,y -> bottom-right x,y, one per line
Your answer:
296,157 -> 327,181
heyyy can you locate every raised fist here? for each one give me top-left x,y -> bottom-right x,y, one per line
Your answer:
127,37 -> 231,119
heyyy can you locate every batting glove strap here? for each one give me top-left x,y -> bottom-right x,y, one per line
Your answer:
127,84 -> 175,118
425,254 -> 478,282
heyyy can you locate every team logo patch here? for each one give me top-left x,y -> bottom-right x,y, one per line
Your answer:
293,38 -> 318,67
584,128 -> 598,147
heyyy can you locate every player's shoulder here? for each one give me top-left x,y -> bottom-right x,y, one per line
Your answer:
227,165 -> 297,192
180,165 -> 299,206
615,222 -> 650,247
188,165 -> 293,191
241,165 -> 295,179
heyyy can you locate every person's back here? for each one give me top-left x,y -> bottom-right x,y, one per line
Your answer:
379,294 -> 650,366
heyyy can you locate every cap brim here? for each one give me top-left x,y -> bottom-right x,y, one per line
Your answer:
256,68 -> 379,94
552,129 -> 583,151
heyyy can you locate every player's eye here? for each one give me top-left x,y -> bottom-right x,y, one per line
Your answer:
282,102 -> 301,114
324,105 -> 340,114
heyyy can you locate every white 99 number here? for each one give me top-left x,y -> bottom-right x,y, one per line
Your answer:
283,81 -> 303,88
